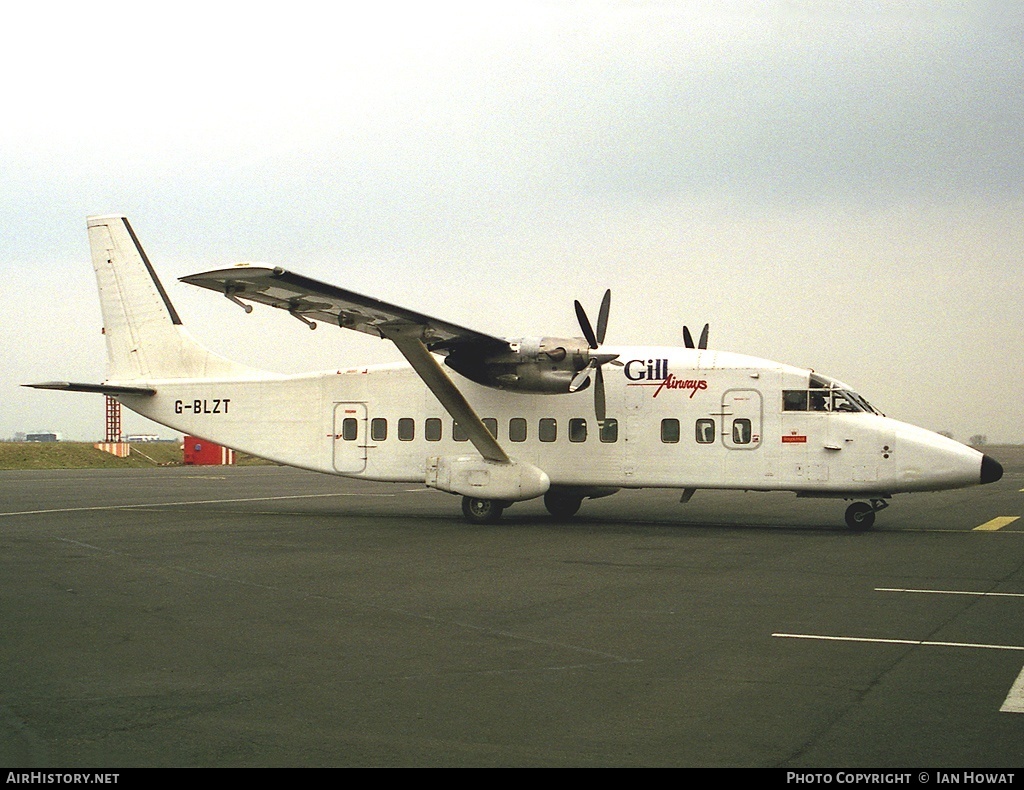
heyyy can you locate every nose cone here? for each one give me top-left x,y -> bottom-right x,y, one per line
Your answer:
981,454 -> 1004,485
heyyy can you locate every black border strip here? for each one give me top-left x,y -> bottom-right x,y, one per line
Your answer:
121,217 -> 182,325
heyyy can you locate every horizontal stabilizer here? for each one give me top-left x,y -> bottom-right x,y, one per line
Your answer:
23,381 -> 157,396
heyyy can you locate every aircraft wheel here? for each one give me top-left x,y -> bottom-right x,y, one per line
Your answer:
461,496 -> 505,524
544,491 -> 583,521
845,502 -> 875,531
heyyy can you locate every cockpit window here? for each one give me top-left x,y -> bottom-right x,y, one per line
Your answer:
783,388 -> 871,413
793,374 -> 882,415
783,390 -> 808,411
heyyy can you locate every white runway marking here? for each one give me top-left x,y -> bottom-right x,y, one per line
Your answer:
0,491 -> 396,518
974,516 -> 1020,531
772,633 -> 1024,651
876,587 -> 1024,598
1000,666 -> 1024,713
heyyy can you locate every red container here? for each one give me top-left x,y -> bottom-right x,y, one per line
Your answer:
183,436 -> 235,465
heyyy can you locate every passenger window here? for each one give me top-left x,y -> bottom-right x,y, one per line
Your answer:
482,418 -> 498,439
342,417 -> 358,441
509,418 -> 527,443
371,418 -> 387,441
425,418 -> 442,442
695,418 -> 715,444
600,418 -> 618,443
569,418 -> 587,443
398,418 -> 414,441
661,418 -> 680,443
539,418 -> 557,443
732,418 -> 752,445
453,421 -> 468,442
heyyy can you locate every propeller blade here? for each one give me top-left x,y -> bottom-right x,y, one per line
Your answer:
698,323 -> 709,350
594,364 -> 606,423
596,289 -> 611,345
683,326 -> 695,349
574,300 -> 598,349
569,360 -> 595,393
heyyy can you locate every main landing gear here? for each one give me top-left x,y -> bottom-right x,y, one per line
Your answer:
460,491 -> 588,524
845,499 -> 889,531
461,496 -> 506,524
544,490 -> 583,521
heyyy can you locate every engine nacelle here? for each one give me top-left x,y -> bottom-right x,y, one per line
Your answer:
445,337 -> 593,393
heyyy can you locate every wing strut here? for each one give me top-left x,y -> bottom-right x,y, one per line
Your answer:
380,324 -> 510,465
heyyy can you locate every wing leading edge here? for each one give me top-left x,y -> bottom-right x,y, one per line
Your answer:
180,266 -> 508,355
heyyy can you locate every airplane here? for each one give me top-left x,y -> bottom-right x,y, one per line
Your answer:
27,215 -> 1003,529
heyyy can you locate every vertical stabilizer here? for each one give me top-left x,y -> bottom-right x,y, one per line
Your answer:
88,215 -> 255,380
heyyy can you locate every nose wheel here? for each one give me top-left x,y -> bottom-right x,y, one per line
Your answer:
845,499 -> 889,531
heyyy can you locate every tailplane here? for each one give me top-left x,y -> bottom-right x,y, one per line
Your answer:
88,215 -> 255,381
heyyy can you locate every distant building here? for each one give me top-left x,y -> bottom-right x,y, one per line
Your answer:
125,434 -> 161,442
25,432 -> 61,442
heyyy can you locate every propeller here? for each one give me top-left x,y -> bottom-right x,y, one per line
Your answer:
569,289 -> 619,423
683,323 -> 709,350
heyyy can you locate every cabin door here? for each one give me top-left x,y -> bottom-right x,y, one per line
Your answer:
721,388 -> 765,482
721,389 -> 763,449
333,402 -> 367,473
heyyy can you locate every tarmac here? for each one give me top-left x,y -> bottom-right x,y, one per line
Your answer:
1,450 -> 1023,767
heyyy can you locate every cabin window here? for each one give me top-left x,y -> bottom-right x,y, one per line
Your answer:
539,418 -> 557,442
482,418 -> 498,439
600,418 -> 618,443
453,421 -> 469,442
695,418 -> 715,444
398,418 -> 414,441
509,418 -> 527,442
342,417 -> 358,441
661,418 -> 680,443
732,418 -> 752,445
371,418 -> 387,442
425,418 -> 442,442
569,418 -> 587,443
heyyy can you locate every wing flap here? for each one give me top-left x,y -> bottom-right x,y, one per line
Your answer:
180,266 -> 508,354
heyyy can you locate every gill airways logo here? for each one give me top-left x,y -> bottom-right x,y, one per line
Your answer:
624,359 -> 708,398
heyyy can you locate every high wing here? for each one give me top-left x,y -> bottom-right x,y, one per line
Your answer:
180,266 -> 508,355
180,265 -> 512,464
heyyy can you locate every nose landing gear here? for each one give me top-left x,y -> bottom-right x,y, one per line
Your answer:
845,498 -> 889,531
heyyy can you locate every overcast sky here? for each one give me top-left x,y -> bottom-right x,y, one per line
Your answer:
3,0 -> 1022,444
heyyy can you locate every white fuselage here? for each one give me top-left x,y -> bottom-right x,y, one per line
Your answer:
117,346 -> 985,498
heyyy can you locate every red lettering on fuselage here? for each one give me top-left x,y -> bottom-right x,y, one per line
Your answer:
652,374 -> 708,399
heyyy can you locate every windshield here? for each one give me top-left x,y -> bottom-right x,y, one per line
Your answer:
784,375 -> 882,415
